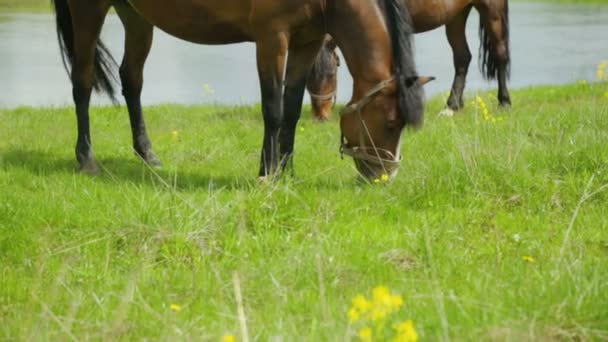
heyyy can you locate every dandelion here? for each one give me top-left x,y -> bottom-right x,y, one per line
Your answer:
203,83 -> 216,95
597,60 -> 608,80
221,335 -> 236,342
522,255 -> 536,263
348,286 -> 416,341
374,178 -> 380,184
358,327 -> 372,342
512,233 -> 521,243
170,303 -> 182,312
393,320 -> 418,342
381,174 -> 390,182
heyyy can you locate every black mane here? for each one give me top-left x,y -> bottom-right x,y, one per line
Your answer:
379,0 -> 424,127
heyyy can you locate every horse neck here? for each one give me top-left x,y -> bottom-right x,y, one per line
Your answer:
327,0 -> 394,99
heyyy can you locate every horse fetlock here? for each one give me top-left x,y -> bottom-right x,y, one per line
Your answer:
135,147 -> 162,168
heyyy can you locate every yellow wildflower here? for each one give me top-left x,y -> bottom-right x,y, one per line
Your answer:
358,327 -> 372,342
203,83 -> 216,94
373,178 -> 380,184
578,80 -> 587,85
392,320 -> 418,342
221,335 -> 236,342
381,174 -> 389,182
522,255 -> 536,263
170,303 -> 182,312
171,130 -> 179,138
352,294 -> 372,314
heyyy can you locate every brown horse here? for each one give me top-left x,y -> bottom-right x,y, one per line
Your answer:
52,0 -> 430,180
308,0 -> 511,120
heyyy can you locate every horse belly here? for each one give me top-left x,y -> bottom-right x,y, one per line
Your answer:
127,0 -> 252,44
409,0 -> 470,33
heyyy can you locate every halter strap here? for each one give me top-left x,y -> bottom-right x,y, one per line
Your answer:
339,76 -> 402,175
309,90 -> 337,103
341,76 -> 394,115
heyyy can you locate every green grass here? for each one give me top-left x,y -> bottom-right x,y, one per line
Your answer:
1,82 -> 608,341
0,0 -> 50,12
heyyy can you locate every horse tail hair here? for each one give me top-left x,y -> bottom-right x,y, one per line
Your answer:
381,0 -> 424,127
51,0 -> 119,104
478,0 -> 510,80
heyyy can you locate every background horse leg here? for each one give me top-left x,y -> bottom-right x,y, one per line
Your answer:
256,34 -> 289,178
114,3 -> 162,168
280,39 -> 325,172
477,0 -> 511,107
66,0 -> 113,174
445,6 -> 473,112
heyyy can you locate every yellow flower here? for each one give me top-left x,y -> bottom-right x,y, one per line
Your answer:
381,174 -> 389,182
352,294 -> 372,314
358,327 -> 372,342
221,335 -> 236,342
299,126 -> 305,132
348,308 -> 361,322
203,83 -> 216,94
578,80 -> 588,85
374,178 -> 380,184
170,303 -> 182,312
522,255 -> 536,263
392,320 -> 418,342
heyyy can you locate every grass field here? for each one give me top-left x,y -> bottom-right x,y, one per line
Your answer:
1,82 -> 608,340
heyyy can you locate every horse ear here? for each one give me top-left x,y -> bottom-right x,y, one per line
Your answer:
323,35 -> 337,51
405,76 -> 435,87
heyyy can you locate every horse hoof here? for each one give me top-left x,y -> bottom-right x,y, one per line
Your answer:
145,154 -> 163,169
79,160 -> 100,175
138,150 -> 163,169
438,108 -> 455,117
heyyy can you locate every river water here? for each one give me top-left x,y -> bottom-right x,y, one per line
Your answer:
0,2 -> 607,108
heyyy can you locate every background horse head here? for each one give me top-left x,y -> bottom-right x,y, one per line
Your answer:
306,36 -> 339,122
52,0 -> 427,181
308,0 -> 511,121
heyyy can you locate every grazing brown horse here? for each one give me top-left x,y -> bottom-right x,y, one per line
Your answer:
52,0 -> 429,180
308,0 -> 511,120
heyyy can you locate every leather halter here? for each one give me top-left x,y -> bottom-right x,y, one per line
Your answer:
339,76 -> 403,174
309,90 -> 337,105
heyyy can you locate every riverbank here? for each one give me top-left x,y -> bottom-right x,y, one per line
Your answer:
1,83 -> 607,340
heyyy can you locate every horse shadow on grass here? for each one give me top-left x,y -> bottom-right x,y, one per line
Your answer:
0,148 -> 348,191
0,148 -> 252,191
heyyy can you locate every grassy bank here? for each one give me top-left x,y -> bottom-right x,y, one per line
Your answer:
0,0 -> 49,12
1,82 -> 608,340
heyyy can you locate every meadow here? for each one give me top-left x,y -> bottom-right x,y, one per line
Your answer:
1,81 -> 608,340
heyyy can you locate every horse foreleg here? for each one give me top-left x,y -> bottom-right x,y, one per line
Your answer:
445,7 -> 472,111
68,1 -> 111,174
255,33 -> 289,178
115,3 -> 162,168
280,39 -> 325,173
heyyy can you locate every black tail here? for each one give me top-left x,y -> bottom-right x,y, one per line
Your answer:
52,0 -> 119,103
478,0 -> 510,80
381,0 -> 424,127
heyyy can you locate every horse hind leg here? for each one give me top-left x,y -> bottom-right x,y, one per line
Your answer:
114,3 -> 162,168
65,1 -> 114,174
445,6 -> 473,112
477,0 -> 511,107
